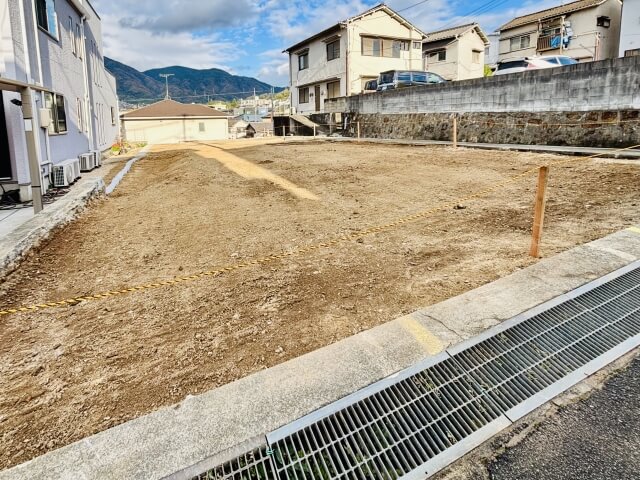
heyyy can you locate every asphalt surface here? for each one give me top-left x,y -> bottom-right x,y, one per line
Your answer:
488,355 -> 640,480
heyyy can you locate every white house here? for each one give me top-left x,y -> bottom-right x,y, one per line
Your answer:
422,23 -> 490,81
0,0 -> 119,203
284,4 -> 426,114
498,0 -> 622,63
620,0 -> 640,56
121,99 -> 229,144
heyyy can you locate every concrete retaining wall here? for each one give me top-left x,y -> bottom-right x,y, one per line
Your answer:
347,110 -> 640,148
325,56 -> 640,115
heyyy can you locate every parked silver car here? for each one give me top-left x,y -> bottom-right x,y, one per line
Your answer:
494,57 -> 556,76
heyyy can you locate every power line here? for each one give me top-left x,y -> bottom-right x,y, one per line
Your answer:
437,0 -> 511,31
396,0 -> 433,13
121,88 -> 281,104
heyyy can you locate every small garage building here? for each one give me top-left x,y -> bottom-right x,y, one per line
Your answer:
121,99 -> 229,144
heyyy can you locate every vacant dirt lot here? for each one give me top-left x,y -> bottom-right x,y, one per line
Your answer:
1,140 -> 639,469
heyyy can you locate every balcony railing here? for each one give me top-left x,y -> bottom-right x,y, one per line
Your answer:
537,35 -> 561,52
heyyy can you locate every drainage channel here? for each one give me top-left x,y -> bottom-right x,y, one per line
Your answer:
188,261 -> 640,480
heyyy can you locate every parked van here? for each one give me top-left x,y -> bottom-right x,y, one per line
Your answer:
363,79 -> 378,93
377,70 -> 446,91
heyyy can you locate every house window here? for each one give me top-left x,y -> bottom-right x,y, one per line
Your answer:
510,35 -> 531,51
362,36 -> 380,56
389,40 -> 403,57
44,92 -> 67,134
36,0 -> 58,38
413,41 -> 422,49
428,50 -> 446,62
472,50 -> 481,63
327,40 -> 340,61
298,51 -> 309,70
298,87 -> 309,104
199,122 -> 205,132
111,107 -> 116,126
596,16 -> 611,28
362,37 -> 401,58
327,81 -> 340,99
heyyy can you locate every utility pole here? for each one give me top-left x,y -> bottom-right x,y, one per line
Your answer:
253,87 -> 257,117
159,73 -> 174,100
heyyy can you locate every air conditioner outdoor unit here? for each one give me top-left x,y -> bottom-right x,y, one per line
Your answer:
79,153 -> 95,172
91,149 -> 102,167
70,158 -> 81,179
51,159 -> 81,187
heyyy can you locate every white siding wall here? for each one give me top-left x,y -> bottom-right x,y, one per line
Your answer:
0,0 -> 120,200
123,118 -> 229,144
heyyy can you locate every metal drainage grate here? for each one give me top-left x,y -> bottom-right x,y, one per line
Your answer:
191,445 -> 276,480
189,262 -> 640,480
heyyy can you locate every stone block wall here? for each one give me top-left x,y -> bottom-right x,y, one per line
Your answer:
346,110 -> 640,148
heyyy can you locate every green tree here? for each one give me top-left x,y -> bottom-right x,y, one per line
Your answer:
274,89 -> 290,101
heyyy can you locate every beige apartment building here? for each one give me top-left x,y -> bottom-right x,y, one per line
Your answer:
498,0 -> 622,63
423,23 -> 490,81
284,4 -> 425,114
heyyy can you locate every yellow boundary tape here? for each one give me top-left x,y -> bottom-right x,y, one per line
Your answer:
1,144 -> 639,317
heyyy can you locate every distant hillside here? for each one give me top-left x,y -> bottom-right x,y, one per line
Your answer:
105,57 -> 283,104
104,57 -> 167,100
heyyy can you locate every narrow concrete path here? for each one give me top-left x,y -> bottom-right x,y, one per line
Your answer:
155,143 -> 320,200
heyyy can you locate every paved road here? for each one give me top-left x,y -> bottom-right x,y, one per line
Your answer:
488,355 -> 640,480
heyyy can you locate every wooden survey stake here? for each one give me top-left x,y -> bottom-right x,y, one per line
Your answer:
529,166 -> 549,258
452,115 -> 458,148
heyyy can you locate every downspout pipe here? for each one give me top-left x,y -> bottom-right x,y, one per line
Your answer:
80,16 -> 94,151
17,0 -> 32,83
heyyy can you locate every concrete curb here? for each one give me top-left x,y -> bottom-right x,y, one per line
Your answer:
2,225 -> 639,479
0,177 -> 104,279
329,137 -> 640,160
105,146 -> 149,195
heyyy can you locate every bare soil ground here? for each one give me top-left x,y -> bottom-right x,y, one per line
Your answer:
1,140 -> 639,469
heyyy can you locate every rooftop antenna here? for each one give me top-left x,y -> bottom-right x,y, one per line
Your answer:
159,73 -> 175,100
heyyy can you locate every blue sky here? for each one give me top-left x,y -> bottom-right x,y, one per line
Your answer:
93,0 -> 560,87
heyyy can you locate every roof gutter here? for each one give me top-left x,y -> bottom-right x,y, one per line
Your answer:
69,0 -> 91,19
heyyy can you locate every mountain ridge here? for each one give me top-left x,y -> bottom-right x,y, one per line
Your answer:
105,57 -> 283,104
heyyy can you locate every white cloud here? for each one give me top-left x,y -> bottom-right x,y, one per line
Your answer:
100,15 -> 238,71
92,0 -> 568,88
94,0 -> 261,33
